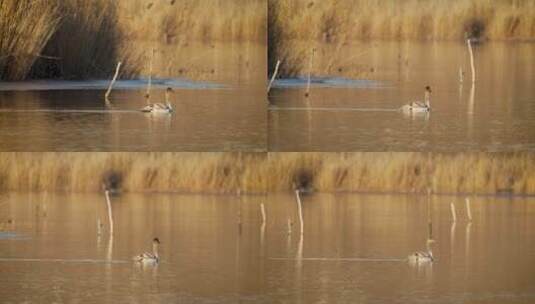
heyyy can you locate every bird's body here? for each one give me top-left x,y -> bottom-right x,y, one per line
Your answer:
401,86 -> 432,113
141,88 -> 174,113
407,250 -> 434,263
141,103 -> 172,113
408,239 -> 434,264
133,238 -> 160,264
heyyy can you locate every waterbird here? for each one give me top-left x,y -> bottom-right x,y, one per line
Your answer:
407,250 -> 434,263
141,87 -> 174,113
408,239 -> 434,264
133,238 -> 160,264
400,86 -> 431,113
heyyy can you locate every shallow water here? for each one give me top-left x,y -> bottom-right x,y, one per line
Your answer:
268,41 -> 535,151
0,86 -> 266,151
1,192 -> 534,303
0,40 -> 267,151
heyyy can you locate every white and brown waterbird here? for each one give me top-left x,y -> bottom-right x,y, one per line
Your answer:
408,239 -> 434,264
133,238 -> 161,264
141,87 -> 174,113
400,86 -> 432,113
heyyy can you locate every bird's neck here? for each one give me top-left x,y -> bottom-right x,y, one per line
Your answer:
424,91 -> 430,106
153,243 -> 159,258
165,92 -> 171,107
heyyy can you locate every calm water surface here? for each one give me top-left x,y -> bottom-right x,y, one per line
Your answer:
0,87 -> 266,151
268,42 -> 535,151
0,41 -> 267,151
1,192 -> 534,303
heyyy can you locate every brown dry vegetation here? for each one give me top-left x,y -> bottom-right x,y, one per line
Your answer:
0,0 -> 265,80
269,0 -> 535,76
0,0 -> 61,80
0,153 -> 533,195
0,153 -> 269,194
267,153 -> 535,195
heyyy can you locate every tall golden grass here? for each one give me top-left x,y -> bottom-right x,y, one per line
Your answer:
0,0 -> 61,80
0,0 -> 265,80
269,0 -> 535,76
30,0 -> 125,79
269,0 -> 535,42
267,153 -> 535,195
118,0 -> 266,44
0,153 -> 269,194
0,153 -> 533,195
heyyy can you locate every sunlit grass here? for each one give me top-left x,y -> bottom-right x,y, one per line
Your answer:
0,0 -> 265,80
0,153 -> 533,195
269,0 -> 535,76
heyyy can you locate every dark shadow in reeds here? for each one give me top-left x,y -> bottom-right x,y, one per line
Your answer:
0,0 -> 61,80
30,0 -> 125,80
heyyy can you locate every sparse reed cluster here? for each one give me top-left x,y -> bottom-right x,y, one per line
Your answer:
0,153 -> 533,195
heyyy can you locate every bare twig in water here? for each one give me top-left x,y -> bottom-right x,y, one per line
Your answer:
267,59 -> 281,93
450,201 -> 457,223
465,197 -> 472,222
145,48 -> 155,102
260,203 -> 266,224
104,190 -> 114,236
305,48 -> 315,97
467,39 -> 476,83
105,61 -> 122,103
294,190 -> 304,236
287,218 -> 292,235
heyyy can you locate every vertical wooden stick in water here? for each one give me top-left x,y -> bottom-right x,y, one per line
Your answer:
287,218 -> 292,235
267,59 -> 281,93
294,190 -> 304,236
467,39 -> 475,83
305,48 -> 315,97
450,202 -> 457,222
104,190 -> 114,236
260,203 -> 266,224
97,218 -> 102,236
146,48 -> 155,101
427,188 -> 433,240
465,197 -> 472,222
105,62 -> 122,103
459,66 -> 464,83
237,204 -> 242,235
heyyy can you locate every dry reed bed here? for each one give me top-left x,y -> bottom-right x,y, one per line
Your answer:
118,0 -> 265,43
0,0 -> 61,80
0,0 -> 265,80
269,0 -> 535,76
0,153 -> 533,195
0,153 -> 269,194
268,153 -> 535,195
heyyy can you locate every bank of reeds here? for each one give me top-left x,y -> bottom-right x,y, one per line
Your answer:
118,0 -> 266,44
30,0 -> 124,79
0,153 -> 533,195
0,0 -> 61,80
267,153 -> 535,195
0,0 -> 265,81
269,0 -> 535,76
0,153 -> 269,194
